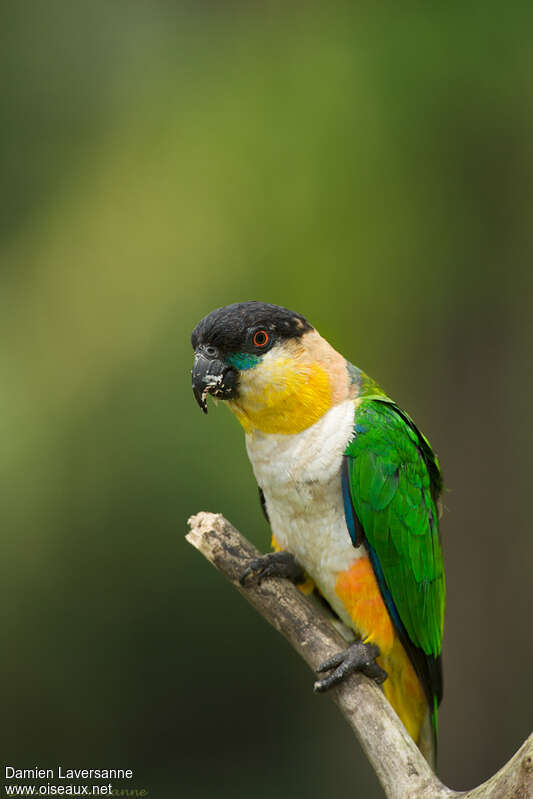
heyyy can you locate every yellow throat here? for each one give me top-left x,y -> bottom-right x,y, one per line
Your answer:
227,354 -> 332,435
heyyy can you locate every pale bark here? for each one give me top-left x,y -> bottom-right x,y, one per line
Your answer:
186,512 -> 533,799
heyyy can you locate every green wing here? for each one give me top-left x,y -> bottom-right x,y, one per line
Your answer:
344,397 -> 445,705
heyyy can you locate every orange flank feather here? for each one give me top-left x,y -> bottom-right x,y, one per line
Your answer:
335,558 -> 428,744
336,558 -> 395,650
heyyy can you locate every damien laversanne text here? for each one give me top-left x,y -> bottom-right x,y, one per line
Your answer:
5,768 -> 133,780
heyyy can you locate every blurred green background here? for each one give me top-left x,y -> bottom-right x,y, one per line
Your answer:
2,2 -> 532,797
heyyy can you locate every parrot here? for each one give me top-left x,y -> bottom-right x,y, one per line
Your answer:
191,301 -> 445,766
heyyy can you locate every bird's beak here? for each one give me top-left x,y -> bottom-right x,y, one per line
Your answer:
192,348 -> 238,414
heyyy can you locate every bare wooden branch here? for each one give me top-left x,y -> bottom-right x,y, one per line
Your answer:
186,512 -> 533,799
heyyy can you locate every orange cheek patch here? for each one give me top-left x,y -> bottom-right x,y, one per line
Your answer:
335,557 -> 395,654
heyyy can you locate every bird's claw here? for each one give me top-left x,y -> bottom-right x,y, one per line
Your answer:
314,640 -> 387,692
239,551 -> 305,587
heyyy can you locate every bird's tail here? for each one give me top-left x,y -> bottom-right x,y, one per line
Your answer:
378,637 -> 437,769
417,698 -> 438,769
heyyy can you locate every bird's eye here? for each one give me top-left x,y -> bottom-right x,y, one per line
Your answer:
253,329 -> 269,348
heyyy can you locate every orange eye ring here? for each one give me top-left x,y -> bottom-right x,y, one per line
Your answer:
253,329 -> 269,348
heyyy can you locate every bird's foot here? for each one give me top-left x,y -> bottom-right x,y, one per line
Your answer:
239,551 -> 305,586
314,640 -> 388,692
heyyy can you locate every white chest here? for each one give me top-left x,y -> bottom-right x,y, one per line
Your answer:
245,400 -> 366,624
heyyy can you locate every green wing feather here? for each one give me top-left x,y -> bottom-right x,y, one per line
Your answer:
345,396 -> 445,703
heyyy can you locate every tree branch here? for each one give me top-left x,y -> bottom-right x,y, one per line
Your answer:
186,512 -> 533,799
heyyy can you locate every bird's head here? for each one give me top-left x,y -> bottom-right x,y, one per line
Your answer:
191,302 -> 351,434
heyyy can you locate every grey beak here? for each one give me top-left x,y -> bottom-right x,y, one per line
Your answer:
192,349 -> 238,414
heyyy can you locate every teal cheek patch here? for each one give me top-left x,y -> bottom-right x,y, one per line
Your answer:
226,352 -> 261,370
